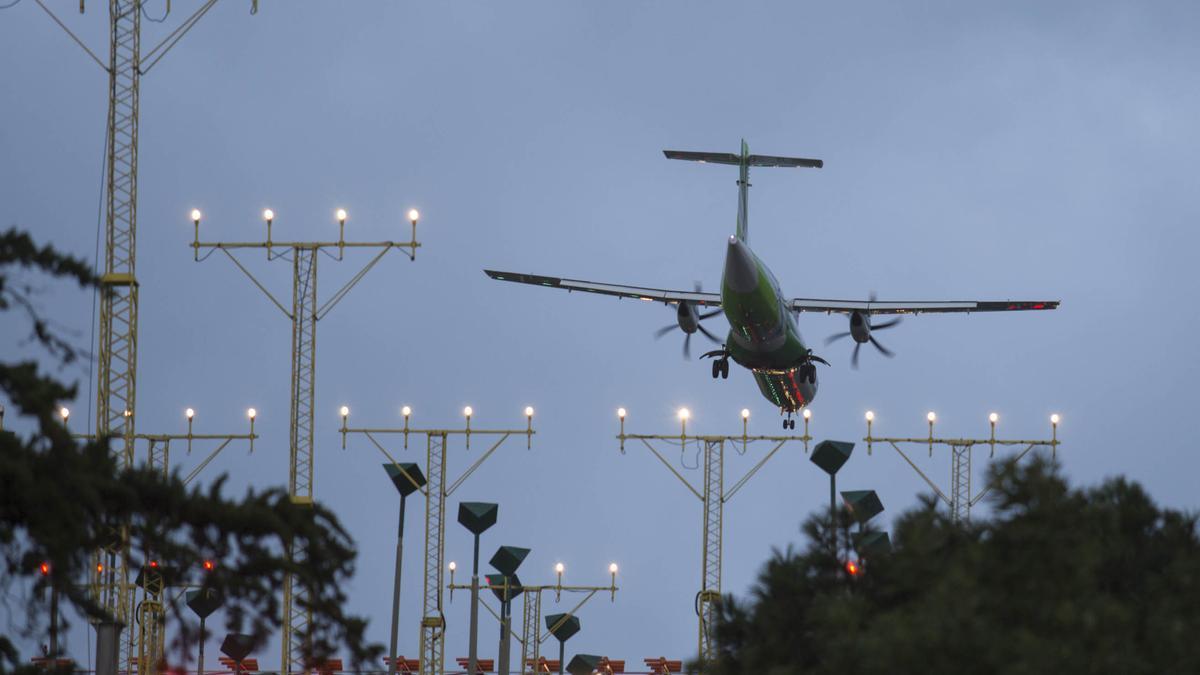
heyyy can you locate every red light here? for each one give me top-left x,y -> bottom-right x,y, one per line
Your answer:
844,560 -> 861,577
149,560 -> 159,569
203,560 -> 214,571
39,562 -> 50,576
96,564 -> 104,573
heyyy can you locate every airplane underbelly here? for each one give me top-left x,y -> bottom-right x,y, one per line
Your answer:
752,367 -> 817,412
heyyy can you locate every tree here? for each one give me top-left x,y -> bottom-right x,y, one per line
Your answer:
0,228 -> 381,675
710,457 -> 1200,675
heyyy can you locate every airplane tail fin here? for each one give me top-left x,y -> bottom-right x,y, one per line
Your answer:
664,140 -> 822,244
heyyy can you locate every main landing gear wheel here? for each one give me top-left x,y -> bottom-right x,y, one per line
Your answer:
704,348 -> 732,380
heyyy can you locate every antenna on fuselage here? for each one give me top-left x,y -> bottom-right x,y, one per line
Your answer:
663,140 -> 824,245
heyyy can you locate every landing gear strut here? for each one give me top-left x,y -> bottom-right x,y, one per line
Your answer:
781,413 -> 795,430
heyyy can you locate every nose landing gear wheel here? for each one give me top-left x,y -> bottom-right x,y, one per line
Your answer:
720,360 -> 729,378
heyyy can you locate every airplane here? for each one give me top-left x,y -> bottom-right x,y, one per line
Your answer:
485,141 -> 1059,429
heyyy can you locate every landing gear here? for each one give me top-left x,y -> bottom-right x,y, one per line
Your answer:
704,348 -> 731,380
781,413 -> 796,430
800,363 -> 816,384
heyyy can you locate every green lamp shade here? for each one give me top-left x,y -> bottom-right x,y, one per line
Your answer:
220,633 -> 255,662
544,613 -> 581,643
458,502 -> 499,535
566,654 -> 603,675
841,490 -> 884,523
384,462 -> 426,497
485,573 -> 524,602
810,440 -> 854,476
856,530 -> 892,556
489,545 -> 530,576
186,588 -> 222,619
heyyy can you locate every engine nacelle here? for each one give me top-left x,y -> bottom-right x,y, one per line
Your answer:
849,311 -> 871,343
676,301 -> 700,334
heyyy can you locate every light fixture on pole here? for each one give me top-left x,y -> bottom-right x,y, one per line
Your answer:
186,584 -> 222,675
384,463 -> 427,675
488,545 -> 530,675
544,613 -> 581,675
810,440 -> 854,554
458,502 -> 499,675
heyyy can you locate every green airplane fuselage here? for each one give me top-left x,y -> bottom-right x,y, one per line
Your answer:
720,235 -> 816,412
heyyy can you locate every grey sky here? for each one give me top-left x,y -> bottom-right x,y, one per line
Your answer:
3,0 -> 1199,667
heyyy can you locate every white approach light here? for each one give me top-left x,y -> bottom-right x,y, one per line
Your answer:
525,406 -> 534,418
927,411 -> 937,423
609,562 -> 619,574
555,562 -> 565,574
463,406 -> 473,418
741,408 -> 750,420
989,412 -> 999,424
247,408 -> 257,419
59,407 -> 70,421
803,409 -> 812,420
617,407 -> 626,419
448,561 -> 457,572
1051,414 -> 1061,425
678,407 -> 691,421
408,208 -> 420,223
865,410 -> 875,422
190,209 -> 202,223
262,208 -> 274,222
336,208 -> 347,224
340,406 -> 349,417
186,408 -> 195,420
402,406 -> 412,417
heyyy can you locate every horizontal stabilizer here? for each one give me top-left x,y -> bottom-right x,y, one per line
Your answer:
662,150 -> 742,165
663,150 -> 823,169
747,154 -> 823,168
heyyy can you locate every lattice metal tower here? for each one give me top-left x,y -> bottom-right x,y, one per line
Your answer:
193,218 -> 419,674
863,411 -> 1062,524
616,408 -> 812,666
340,409 -> 534,675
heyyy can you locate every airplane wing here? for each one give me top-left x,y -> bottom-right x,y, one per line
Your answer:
484,270 -> 721,307
789,298 -> 1060,315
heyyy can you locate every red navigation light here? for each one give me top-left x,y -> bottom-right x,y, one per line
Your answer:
39,562 -> 50,576
149,560 -> 159,569
202,560 -> 215,571
845,560 -> 861,577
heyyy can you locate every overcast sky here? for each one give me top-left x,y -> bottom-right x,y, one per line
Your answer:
4,0 -> 1200,669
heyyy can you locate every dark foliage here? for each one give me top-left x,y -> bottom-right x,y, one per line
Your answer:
709,458 -> 1200,675
0,229 -> 381,675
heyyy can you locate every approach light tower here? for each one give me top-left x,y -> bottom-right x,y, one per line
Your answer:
862,410 -> 1062,523
615,406 -> 813,666
20,2 -> 260,671
193,208 -> 420,675
340,406 -> 534,675
447,564 -> 621,672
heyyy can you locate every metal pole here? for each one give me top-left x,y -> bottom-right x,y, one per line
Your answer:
830,473 -> 837,556
389,495 -> 408,675
49,582 -> 59,658
96,621 -> 122,675
197,617 -> 205,675
468,534 -> 480,675
558,641 -> 564,675
498,597 -> 510,675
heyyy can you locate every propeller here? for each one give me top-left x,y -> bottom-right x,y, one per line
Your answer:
654,282 -> 723,359
824,293 -> 902,368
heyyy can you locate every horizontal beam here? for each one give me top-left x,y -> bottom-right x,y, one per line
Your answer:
193,240 -> 419,250
865,436 -> 1058,447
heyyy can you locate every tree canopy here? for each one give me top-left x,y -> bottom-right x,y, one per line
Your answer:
711,458 -> 1200,675
0,228 -> 381,675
